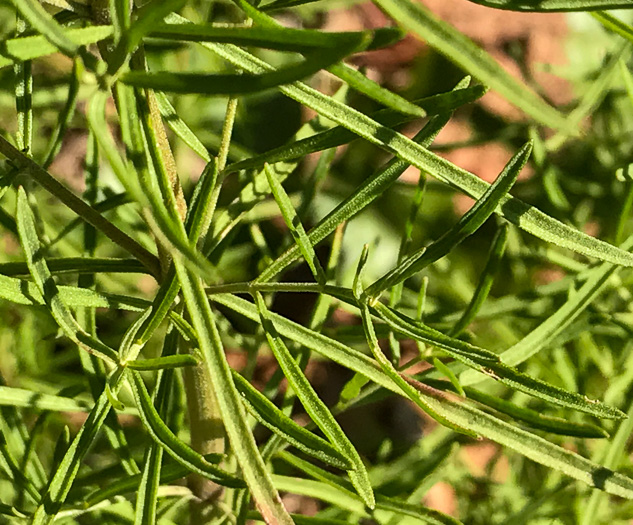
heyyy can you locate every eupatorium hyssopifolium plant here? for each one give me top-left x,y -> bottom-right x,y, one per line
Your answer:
2,0 -> 633,523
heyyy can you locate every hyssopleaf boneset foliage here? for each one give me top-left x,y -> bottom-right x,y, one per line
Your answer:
1,0 -> 633,523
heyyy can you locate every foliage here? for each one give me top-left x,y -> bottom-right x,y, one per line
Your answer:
1,0 -> 633,523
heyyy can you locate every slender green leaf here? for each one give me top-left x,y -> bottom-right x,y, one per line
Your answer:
263,163 -> 326,283
134,444 -> 163,525
121,41 -> 365,95
377,303 -> 624,419
154,91 -> 211,162
0,26 -> 113,69
232,370 -> 352,470
41,58 -> 81,169
465,0 -> 633,11
11,0 -> 81,56
0,257 -> 148,276
272,474 -> 463,525
253,291 -> 375,508
366,142 -> 531,297
175,265 -> 294,524
150,23 -> 382,52
16,187 -> 119,364
128,370 -> 244,487
229,0 -> 422,117
459,385 -> 609,439
126,355 -> 198,370
373,0 -> 572,132
449,223 -> 508,337
31,376 -> 118,524
224,85 -> 485,173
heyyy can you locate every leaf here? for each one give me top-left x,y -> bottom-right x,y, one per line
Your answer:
150,23 -> 381,53
0,26 -> 113,70
365,141 -> 531,297
449,223 -> 508,337
134,444 -> 163,525
465,0 -> 633,11
376,303 -> 624,419
0,257 -> 148,276
253,291 -> 375,508
126,355 -> 198,370
31,386 -> 114,524
0,386 -> 93,413
231,370 -> 353,470
262,163 -> 326,283
229,0 -> 423,116
154,91 -> 211,162
457,385 -> 609,438
11,0 -> 82,56
373,0 -> 573,132
16,187 -> 119,364
174,265 -> 294,524
272,474 -> 463,525
360,300 -> 474,436
224,85 -> 485,173
128,370 -> 244,487
121,43 -> 364,95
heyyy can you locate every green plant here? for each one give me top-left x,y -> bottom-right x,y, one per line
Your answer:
2,0 -> 633,523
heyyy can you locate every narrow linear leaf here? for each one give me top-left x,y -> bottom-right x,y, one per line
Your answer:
372,0 -> 572,131
175,265 -> 294,524
263,163 -> 326,283
229,0 -> 422,117
224,85 -> 485,173
272,474 -> 462,525
134,443 -> 163,525
232,370 -> 352,470
0,257 -> 148,276
253,291 -> 375,508
126,355 -> 198,371
0,386 -> 92,413
31,380 -> 117,524
366,141 -> 531,297
16,187 -> 118,364
377,303 -> 624,419
150,23 -> 380,52
0,26 -> 113,69
128,370 -> 244,487
460,385 -> 609,438
361,301 -> 474,436
121,41 -> 364,96
449,223 -> 509,337
465,0 -> 633,11
10,0 -> 81,56
154,91 -> 211,162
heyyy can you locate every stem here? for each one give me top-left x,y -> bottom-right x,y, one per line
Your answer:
0,135 -> 161,279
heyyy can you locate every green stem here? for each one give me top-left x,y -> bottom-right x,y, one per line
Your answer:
0,135 -> 161,279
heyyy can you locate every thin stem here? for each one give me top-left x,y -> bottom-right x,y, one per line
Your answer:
0,135 -> 162,279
